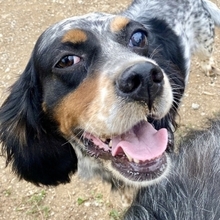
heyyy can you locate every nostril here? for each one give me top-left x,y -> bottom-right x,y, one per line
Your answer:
117,72 -> 142,94
151,67 -> 164,83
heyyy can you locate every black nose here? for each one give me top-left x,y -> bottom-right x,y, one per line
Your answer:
116,62 -> 164,106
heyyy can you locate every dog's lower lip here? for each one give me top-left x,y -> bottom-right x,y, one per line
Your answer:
112,153 -> 167,181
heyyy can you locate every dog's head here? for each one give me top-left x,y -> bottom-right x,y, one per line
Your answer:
0,13 -> 186,187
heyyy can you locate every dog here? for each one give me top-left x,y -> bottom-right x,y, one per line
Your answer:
124,115 -> 220,219
0,0 -> 220,191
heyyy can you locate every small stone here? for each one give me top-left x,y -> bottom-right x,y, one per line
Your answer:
191,103 -> 200,110
84,202 -> 91,207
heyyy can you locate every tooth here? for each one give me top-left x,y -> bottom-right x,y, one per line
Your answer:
133,159 -> 140,164
124,152 -> 133,162
109,140 -> 112,147
100,137 -> 106,143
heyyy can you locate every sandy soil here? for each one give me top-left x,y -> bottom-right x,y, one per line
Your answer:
0,0 -> 220,219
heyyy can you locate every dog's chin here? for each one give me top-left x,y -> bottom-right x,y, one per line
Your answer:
79,120 -> 171,186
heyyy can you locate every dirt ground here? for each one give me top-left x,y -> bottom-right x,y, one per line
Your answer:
0,0 -> 220,219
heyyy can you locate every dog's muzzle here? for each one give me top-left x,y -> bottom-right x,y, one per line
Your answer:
78,61 -> 169,183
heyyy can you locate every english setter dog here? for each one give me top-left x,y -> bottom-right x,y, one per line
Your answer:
0,0 -> 219,200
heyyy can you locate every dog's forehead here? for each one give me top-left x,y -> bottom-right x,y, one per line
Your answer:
54,12 -> 113,33
37,12 -> 129,54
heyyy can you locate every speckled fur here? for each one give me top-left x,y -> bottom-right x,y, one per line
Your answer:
123,0 -> 220,76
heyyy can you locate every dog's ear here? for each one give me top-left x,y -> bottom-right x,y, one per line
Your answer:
0,58 -> 77,186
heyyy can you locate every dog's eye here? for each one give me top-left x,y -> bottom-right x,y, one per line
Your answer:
56,55 -> 81,68
129,31 -> 148,48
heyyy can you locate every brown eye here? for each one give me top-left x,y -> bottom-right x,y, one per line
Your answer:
56,55 -> 81,68
129,31 -> 148,48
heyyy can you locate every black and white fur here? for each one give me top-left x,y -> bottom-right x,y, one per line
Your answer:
124,0 -> 220,77
124,115 -> 220,219
121,0 -> 220,191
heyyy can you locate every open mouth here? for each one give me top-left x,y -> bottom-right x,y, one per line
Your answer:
82,120 -> 169,182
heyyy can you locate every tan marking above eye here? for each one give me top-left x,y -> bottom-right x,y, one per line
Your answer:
110,16 -> 130,33
62,29 -> 87,44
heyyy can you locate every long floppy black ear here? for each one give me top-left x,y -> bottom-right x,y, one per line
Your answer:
0,58 -> 77,186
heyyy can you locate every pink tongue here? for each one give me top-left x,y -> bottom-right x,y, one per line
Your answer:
112,121 -> 168,161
